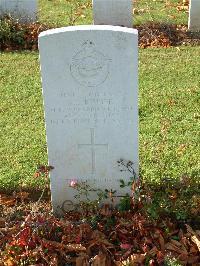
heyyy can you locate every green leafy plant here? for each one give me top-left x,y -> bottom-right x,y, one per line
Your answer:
117,159 -> 140,212
0,15 -> 48,51
34,159 -> 200,226
164,256 -> 182,266
67,159 -> 139,214
68,180 -> 110,214
0,15 -> 25,49
138,175 -> 200,223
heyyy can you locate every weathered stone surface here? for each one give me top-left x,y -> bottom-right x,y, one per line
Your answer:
39,25 -> 138,213
0,0 -> 37,22
93,0 -> 133,28
188,0 -> 200,31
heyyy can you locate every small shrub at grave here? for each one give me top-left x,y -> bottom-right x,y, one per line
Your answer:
141,177 -> 200,224
0,163 -> 200,265
1,17 -> 200,51
35,159 -> 200,225
0,15 -> 48,51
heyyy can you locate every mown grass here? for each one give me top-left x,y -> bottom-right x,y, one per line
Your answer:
0,52 -> 47,190
0,47 -> 199,190
139,47 -> 200,183
38,0 -> 188,27
134,0 -> 188,26
39,0 -> 92,27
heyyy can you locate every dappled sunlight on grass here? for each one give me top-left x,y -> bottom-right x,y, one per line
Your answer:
0,47 -> 199,189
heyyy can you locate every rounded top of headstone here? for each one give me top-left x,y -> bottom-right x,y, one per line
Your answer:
39,25 -> 138,39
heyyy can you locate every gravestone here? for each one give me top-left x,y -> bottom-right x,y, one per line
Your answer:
188,0 -> 200,31
93,0 -> 133,28
39,25 -> 138,213
0,0 -> 37,22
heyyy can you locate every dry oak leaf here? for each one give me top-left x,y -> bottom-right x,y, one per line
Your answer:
196,230 -> 200,237
91,230 -> 114,247
76,253 -> 89,266
187,256 -> 200,264
158,234 -> 165,253
165,240 -> 188,255
186,224 -> 196,235
191,236 -> 200,252
171,239 -> 186,249
186,224 -> 200,251
148,246 -> 158,256
91,251 -> 113,266
3,259 -> 16,266
65,243 -> 86,252
178,253 -> 199,265
100,204 -> 112,216
128,253 -> 146,264
14,191 -> 29,200
0,218 -> 5,227
42,239 -> 86,252
87,238 -> 114,255
0,194 -> 16,207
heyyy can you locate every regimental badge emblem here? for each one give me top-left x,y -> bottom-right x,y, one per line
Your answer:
70,41 -> 111,87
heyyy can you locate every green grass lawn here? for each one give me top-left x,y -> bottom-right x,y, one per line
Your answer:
0,47 -> 199,190
139,47 -> 200,183
0,52 -> 47,190
39,0 -> 93,27
134,0 -> 188,26
0,0 -> 198,191
38,0 -> 188,27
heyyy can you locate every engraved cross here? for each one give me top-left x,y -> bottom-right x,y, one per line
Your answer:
78,128 -> 108,175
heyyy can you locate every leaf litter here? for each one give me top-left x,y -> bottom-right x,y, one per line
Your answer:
1,17 -> 200,51
0,192 -> 199,265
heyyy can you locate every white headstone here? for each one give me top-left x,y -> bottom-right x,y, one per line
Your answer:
0,0 -> 37,22
39,25 -> 138,213
93,0 -> 133,28
188,0 -> 200,31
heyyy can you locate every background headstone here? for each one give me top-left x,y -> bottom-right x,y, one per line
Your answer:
39,25 -> 138,213
188,0 -> 200,31
0,0 -> 37,22
93,0 -> 133,28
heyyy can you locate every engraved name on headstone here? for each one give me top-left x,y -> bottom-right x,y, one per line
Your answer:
188,0 -> 200,31
93,0 -> 133,28
39,25 -> 138,213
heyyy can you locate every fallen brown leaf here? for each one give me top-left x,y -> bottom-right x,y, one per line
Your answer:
0,218 -> 5,228
91,252 -> 112,266
76,253 -> 89,266
191,235 -> 200,252
0,194 -> 16,206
